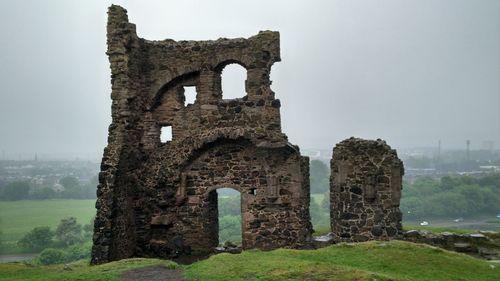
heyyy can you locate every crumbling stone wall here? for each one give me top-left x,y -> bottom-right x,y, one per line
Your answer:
92,5 -> 312,264
330,138 -> 404,242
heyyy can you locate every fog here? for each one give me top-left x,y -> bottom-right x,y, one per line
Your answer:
0,0 -> 499,160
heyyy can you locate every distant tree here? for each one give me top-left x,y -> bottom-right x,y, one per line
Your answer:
82,217 -> 95,240
89,175 -> 98,186
478,173 -> 500,189
60,176 -> 82,199
65,243 -> 92,261
59,175 -> 98,199
17,226 -> 54,250
59,176 -> 79,190
440,176 -> 455,191
219,196 -> 241,217
401,174 -> 500,219
219,215 -> 241,244
0,218 -> 3,247
321,192 -> 330,210
310,160 -> 330,193
310,198 -> 329,228
80,181 -> 98,199
55,217 -> 82,246
31,187 -> 56,200
1,181 -> 30,200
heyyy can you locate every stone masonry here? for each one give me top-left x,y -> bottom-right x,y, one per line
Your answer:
91,5 -> 312,264
92,5 -> 404,265
330,138 -> 404,242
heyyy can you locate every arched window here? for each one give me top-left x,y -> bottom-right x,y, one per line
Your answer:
220,64 -> 247,99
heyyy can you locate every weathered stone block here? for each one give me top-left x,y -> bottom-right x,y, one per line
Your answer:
330,138 -> 404,242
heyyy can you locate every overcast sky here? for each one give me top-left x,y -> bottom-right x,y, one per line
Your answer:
0,0 -> 499,160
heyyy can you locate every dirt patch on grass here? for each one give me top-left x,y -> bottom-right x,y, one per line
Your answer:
121,265 -> 184,281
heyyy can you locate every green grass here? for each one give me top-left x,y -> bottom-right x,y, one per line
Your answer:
0,258 -> 177,281
0,199 -> 96,254
0,241 -> 498,281
183,240 -> 499,281
313,225 -> 331,236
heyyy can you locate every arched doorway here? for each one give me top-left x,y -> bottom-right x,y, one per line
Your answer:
166,138 -> 311,257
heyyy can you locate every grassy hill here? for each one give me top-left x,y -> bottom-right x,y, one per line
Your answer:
1,241 -> 498,281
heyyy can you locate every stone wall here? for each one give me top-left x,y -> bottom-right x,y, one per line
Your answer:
402,230 -> 500,260
330,138 -> 404,242
91,5 -> 312,264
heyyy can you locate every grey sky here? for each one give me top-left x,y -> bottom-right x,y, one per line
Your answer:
0,0 -> 499,160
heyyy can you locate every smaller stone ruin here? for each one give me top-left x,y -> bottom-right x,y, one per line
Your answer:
330,138 -> 404,242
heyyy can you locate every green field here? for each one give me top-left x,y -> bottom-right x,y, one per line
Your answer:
0,241 -> 498,281
0,200 -> 96,254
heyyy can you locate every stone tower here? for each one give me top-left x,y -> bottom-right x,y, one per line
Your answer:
330,138 -> 404,242
91,5 -> 312,264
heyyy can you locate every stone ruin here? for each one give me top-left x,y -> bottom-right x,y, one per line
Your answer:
91,5 -> 404,264
330,138 -> 404,242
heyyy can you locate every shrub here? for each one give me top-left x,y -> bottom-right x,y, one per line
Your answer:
219,215 -> 242,243
65,243 -> 92,261
17,226 -> 54,251
55,217 -> 83,246
37,248 -> 66,265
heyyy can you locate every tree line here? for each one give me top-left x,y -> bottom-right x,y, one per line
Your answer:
401,174 -> 500,220
14,217 -> 94,265
0,175 -> 97,201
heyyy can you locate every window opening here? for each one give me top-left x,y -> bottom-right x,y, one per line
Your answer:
184,86 -> 197,106
221,64 -> 246,99
160,126 -> 172,143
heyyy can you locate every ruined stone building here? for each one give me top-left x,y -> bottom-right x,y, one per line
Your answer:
330,138 -> 404,242
92,5 -> 403,264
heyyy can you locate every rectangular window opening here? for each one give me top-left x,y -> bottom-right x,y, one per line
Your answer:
160,126 -> 172,143
184,86 -> 197,106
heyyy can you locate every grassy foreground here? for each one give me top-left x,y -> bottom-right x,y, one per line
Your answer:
0,258 -> 177,281
183,240 -> 499,281
1,241 -> 498,281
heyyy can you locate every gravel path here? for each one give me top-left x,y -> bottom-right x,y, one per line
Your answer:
121,265 -> 184,281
